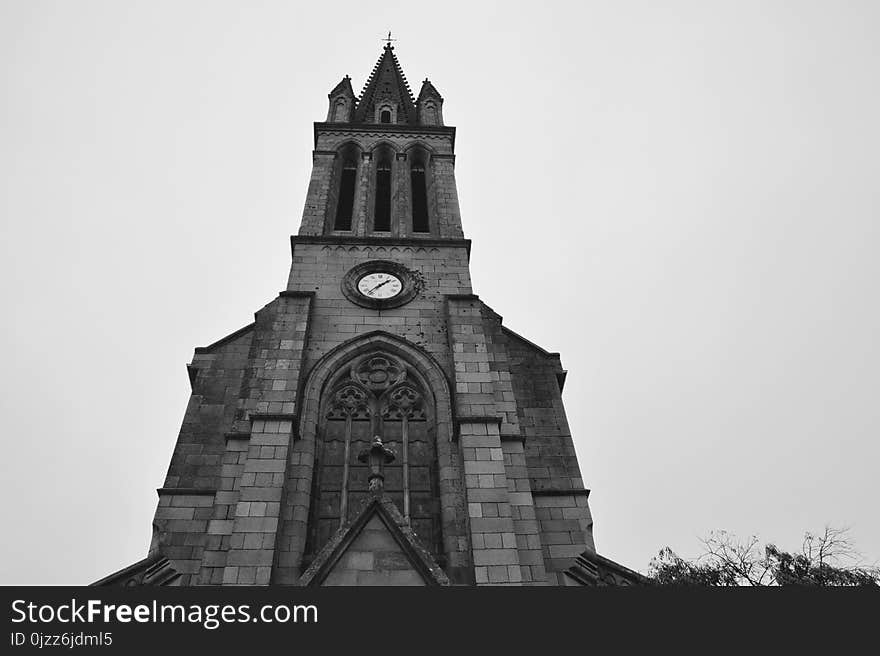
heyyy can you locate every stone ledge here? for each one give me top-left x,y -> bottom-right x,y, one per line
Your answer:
156,488 -> 217,497
249,413 -> 298,422
224,432 -> 251,441
455,416 -> 502,426
313,121 -> 456,149
278,290 -> 316,299
531,489 -> 591,498
290,235 -> 471,258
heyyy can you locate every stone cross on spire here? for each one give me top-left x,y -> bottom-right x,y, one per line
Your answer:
381,30 -> 397,48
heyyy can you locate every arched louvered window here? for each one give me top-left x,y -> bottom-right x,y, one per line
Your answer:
374,154 -> 392,232
380,110 -> 392,124
411,164 -> 429,233
333,149 -> 358,231
409,147 -> 430,234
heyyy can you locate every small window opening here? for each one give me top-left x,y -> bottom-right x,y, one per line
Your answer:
334,100 -> 347,122
374,164 -> 392,231
334,164 -> 357,230
411,166 -> 429,233
380,110 -> 392,124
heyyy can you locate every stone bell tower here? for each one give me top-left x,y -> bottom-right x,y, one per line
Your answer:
94,43 -> 644,587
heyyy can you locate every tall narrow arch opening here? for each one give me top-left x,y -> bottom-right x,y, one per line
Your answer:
305,351 -> 443,563
373,147 -> 393,232
409,147 -> 430,233
333,144 -> 360,231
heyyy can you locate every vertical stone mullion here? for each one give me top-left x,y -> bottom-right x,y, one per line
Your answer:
394,151 -> 409,238
339,414 -> 352,526
355,151 -> 372,236
425,155 -> 437,237
402,415 -> 410,522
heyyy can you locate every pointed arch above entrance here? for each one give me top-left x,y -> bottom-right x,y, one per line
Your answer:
298,332 -> 456,567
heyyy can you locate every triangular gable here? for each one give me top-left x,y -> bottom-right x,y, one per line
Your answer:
299,494 -> 449,586
354,45 -> 416,124
329,75 -> 355,100
416,79 -> 443,103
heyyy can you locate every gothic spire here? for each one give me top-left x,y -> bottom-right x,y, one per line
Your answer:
353,44 -> 416,125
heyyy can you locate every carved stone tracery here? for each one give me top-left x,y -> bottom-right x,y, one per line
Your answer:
326,384 -> 369,420
353,355 -> 406,393
384,385 -> 425,420
325,354 -> 425,419
314,351 -> 437,557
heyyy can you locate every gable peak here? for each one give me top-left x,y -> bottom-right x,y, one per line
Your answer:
417,78 -> 442,102
328,75 -> 355,99
353,44 -> 417,125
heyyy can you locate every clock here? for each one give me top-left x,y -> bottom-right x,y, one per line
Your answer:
342,260 -> 420,309
357,272 -> 403,299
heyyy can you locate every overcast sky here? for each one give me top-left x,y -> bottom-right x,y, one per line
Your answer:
2,1 -> 878,584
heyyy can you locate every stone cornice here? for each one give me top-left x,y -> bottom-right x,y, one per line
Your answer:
290,235 -> 471,257
531,488 -> 591,498
314,121 -> 456,150
278,290 -> 316,300
249,413 -> 298,422
455,415 -> 502,426
156,488 -> 217,497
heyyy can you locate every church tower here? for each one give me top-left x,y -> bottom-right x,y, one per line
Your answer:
95,44 -> 643,587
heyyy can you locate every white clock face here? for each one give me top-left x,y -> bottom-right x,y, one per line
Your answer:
357,272 -> 403,299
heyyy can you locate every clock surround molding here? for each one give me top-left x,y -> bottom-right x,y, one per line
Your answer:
341,259 -> 421,310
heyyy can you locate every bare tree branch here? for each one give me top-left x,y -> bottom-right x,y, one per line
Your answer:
649,526 -> 879,587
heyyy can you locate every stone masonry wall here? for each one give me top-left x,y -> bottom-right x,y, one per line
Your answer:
321,516 -> 426,586
151,329 -> 253,584
504,329 -> 596,585
287,241 -> 471,374
298,129 -> 460,239
151,293 -> 312,586
480,306 -> 546,585
145,102 -> 602,585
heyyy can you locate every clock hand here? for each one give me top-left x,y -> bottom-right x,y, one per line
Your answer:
367,279 -> 392,296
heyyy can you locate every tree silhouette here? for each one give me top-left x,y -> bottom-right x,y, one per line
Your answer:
649,527 -> 879,586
